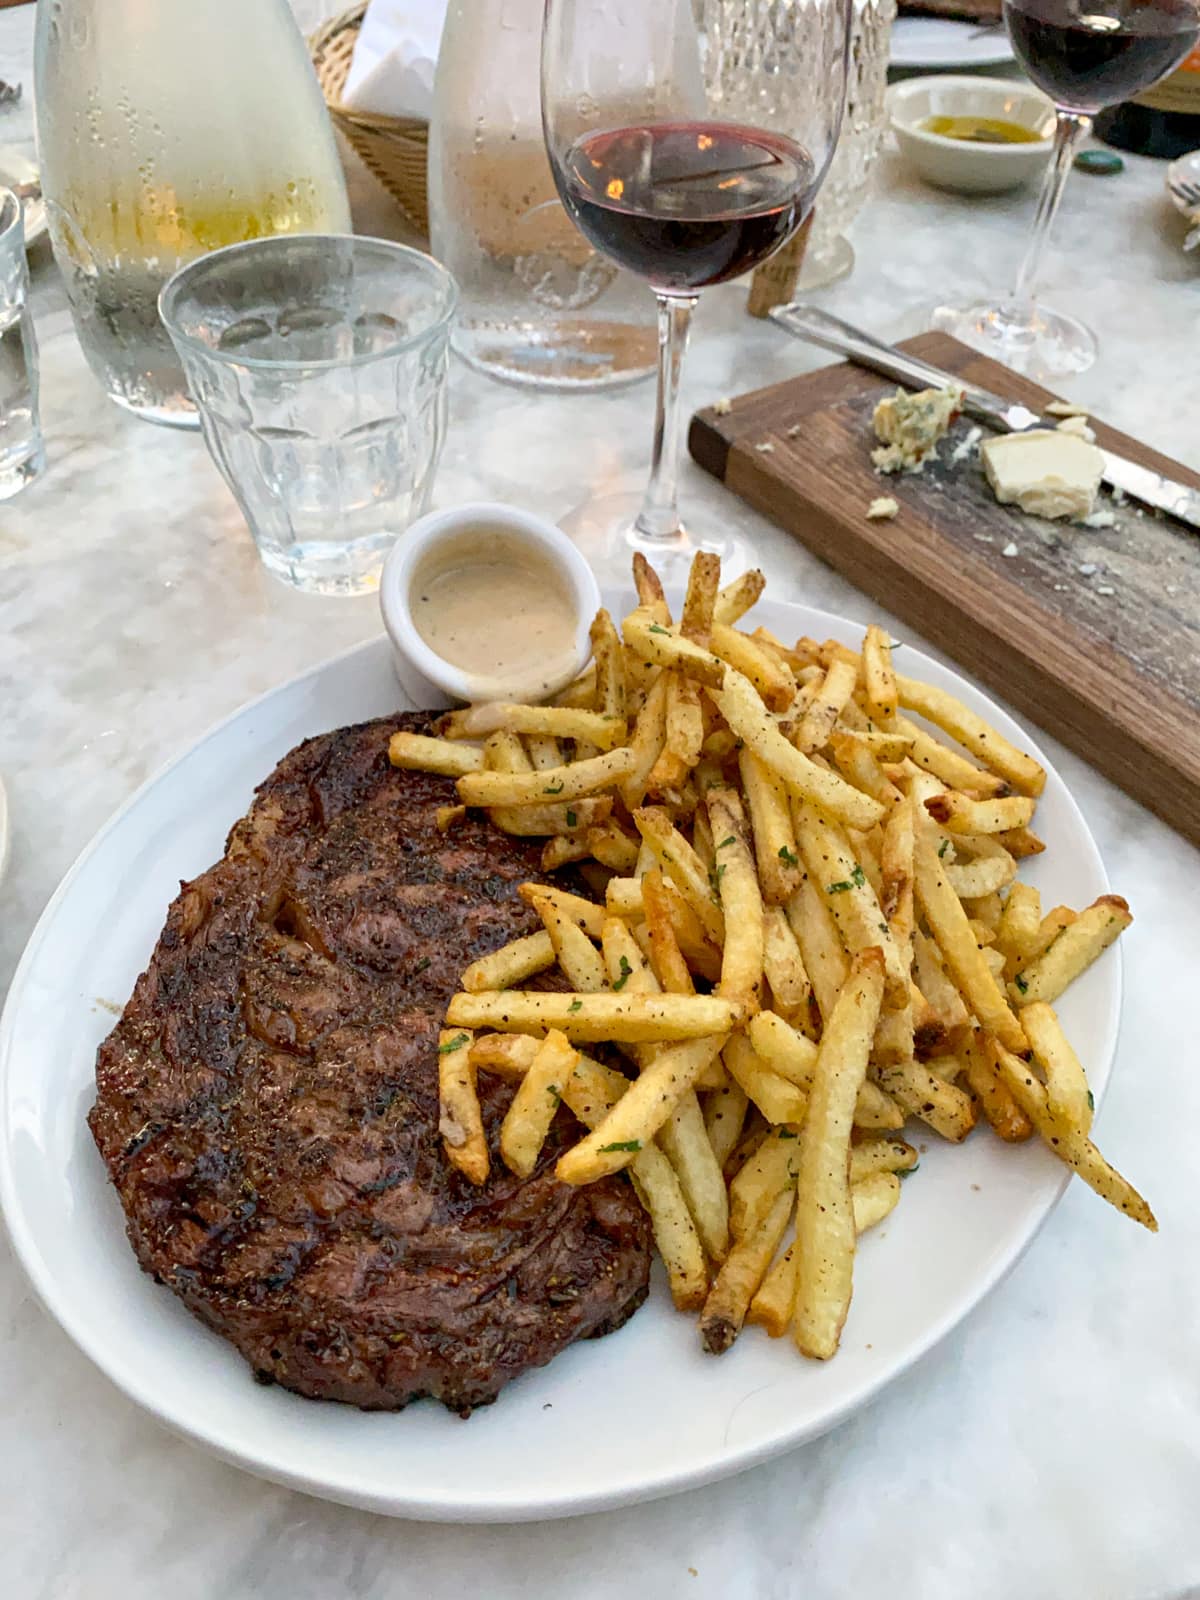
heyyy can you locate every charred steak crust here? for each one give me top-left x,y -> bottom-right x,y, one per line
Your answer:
89,713 -> 650,1413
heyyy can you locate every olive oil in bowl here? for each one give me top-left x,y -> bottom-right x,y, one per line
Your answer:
919,114 -> 1048,144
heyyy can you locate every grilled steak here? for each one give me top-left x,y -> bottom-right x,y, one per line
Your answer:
89,713 -> 650,1414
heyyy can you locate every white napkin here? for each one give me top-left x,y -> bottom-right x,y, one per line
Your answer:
341,0 -> 448,120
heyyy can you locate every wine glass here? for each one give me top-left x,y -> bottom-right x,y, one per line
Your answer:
541,0 -> 851,583
932,0 -> 1200,379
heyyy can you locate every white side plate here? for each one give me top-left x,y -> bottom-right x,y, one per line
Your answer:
0,594 -> 1119,1522
0,146 -> 46,249
891,16 -> 1015,69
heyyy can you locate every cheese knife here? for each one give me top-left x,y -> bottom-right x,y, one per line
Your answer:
768,301 -> 1200,532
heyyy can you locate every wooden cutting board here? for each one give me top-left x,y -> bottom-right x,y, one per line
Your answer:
688,332 -> 1200,846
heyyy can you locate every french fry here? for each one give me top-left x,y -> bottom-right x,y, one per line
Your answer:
748,1009 -> 818,1089
849,1137 -> 918,1183
633,806 -> 725,944
707,787 -> 765,1006
794,657 -> 859,753
447,990 -> 738,1043
893,717 -> 1010,798
871,1002 -> 914,1066
437,1027 -> 488,1185
457,747 -> 636,808
517,882 -> 605,940
762,905 -> 812,1015
895,676 -> 1046,796
1022,1001 -> 1093,1133
786,876 -> 849,1024
862,625 -> 898,723
622,607 -> 727,689
739,747 -> 805,905
461,930 -> 556,993
875,1062 -> 977,1142
495,796 -> 612,838
1026,906 -> 1079,965
794,799 -> 908,1003
853,1080 -> 906,1131
925,792 -> 1037,836
659,1093 -> 731,1263
704,1079 -> 750,1169
679,550 -> 721,644
912,929 -> 971,1037
712,567 -> 766,626
880,797 -> 915,977
632,550 -> 668,612
469,1031 -> 539,1081
851,1171 -> 902,1233
586,823 -> 640,874
913,813 -> 1026,1052
961,1028 -> 1032,1142
563,1055 -> 708,1312
713,668 -> 887,831
439,703 -> 626,751
996,826 -> 1045,859
388,731 -> 485,777
590,608 -> 627,722
436,804 -> 467,831
828,730 -> 902,809
729,1124 -> 801,1238
553,665 -> 598,709
723,1034 -> 809,1125
524,733 -> 562,772
619,670 -> 670,811
700,1189 -> 793,1354
641,868 -> 695,994
991,1042 -> 1156,1230
554,1033 -> 730,1181
1012,896 -> 1132,1005
709,622 -> 795,711
499,1029 -> 580,1179
792,949 -> 886,1359
944,837 -> 1018,899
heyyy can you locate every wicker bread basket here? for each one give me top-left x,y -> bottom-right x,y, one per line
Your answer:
310,2 -> 431,235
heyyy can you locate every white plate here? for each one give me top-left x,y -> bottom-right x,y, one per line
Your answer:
0,146 -> 46,249
891,16 -> 1015,69
0,595 -> 1119,1523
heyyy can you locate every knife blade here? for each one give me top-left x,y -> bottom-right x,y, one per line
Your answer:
769,302 -> 1200,532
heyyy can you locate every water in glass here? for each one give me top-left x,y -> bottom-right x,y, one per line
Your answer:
160,237 -> 455,597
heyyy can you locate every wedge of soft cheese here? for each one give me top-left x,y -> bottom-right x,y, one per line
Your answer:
980,429 -> 1104,521
871,385 -> 963,474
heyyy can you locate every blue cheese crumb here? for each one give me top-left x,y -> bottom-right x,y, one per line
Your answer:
866,496 -> 899,520
871,385 -> 963,474
1002,541 -> 1019,558
754,440 -> 776,453
713,397 -> 732,416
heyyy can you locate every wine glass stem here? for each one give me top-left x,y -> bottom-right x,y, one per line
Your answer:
635,291 -> 699,544
1011,110 -> 1091,306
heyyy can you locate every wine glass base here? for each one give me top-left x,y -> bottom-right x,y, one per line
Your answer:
928,298 -> 1097,380
555,491 -> 755,590
796,234 -> 855,293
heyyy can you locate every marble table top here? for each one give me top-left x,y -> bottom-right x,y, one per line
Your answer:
2,5 -> 1199,1598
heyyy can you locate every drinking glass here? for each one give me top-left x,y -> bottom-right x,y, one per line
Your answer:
0,188 -> 44,499
705,0 -> 895,292
160,237 -> 455,596
932,0 -> 1200,378
541,0 -> 851,583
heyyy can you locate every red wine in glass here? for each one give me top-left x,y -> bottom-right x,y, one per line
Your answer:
1004,0 -> 1200,113
557,121 -> 817,293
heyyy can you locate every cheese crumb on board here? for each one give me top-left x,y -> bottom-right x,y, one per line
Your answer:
949,425 -> 983,464
866,496 -> 899,520
1045,399 -> 1090,418
871,385 -> 963,474
713,397 -> 732,415
1057,415 -> 1097,443
981,429 -> 1104,521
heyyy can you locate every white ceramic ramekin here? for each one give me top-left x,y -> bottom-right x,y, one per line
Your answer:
378,501 -> 601,708
887,75 -> 1055,196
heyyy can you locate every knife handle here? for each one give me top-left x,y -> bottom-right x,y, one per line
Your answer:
768,302 -> 1010,421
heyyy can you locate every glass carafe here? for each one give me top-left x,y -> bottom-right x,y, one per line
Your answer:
35,0 -> 352,427
428,0 -> 658,391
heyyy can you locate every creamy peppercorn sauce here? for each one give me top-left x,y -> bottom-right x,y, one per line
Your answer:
411,528 -> 579,701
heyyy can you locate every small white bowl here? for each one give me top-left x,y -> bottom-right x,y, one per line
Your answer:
379,501 -> 600,708
887,75 -> 1055,195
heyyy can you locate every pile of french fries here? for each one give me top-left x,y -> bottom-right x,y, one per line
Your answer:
391,552 -> 1155,1364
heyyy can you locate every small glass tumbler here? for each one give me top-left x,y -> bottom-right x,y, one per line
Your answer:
159,237 -> 456,595
0,188 -> 45,499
